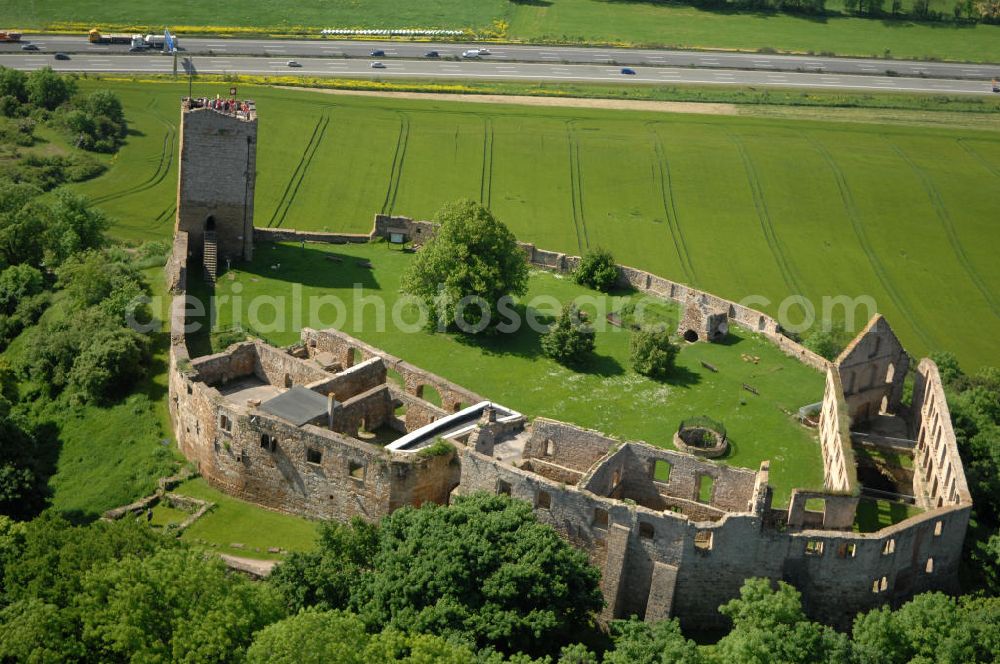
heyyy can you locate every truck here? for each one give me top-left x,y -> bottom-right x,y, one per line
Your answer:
89,29 -> 135,44
0,31 -> 23,42
127,32 -> 178,51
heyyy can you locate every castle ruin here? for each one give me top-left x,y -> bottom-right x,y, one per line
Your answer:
166,98 -> 971,630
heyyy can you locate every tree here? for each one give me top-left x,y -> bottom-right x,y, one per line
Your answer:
603,618 -> 701,664
401,200 -> 528,334
78,547 -> 285,663
0,67 -> 27,104
852,592 -> 1000,664
42,190 -> 109,266
714,578 -> 851,664
630,328 -> 680,379
270,517 -> 379,613
542,302 -> 596,365
803,325 -> 852,361
25,67 -> 75,111
573,248 -> 619,292
0,410 -> 51,520
67,324 -> 149,403
273,493 -> 604,656
246,609 -> 475,664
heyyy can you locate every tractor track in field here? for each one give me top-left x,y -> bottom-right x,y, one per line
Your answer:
480,117 -> 494,208
957,138 -> 1000,179
889,140 -> 1000,320
267,113 -> 329,228
91,119 -> 175,206
731,135 -> 804,298
566,122 -> 589,254
381,114 -> 410,216
649,128 -> 697,286
808,137 -> 935,348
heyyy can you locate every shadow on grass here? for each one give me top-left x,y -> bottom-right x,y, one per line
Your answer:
242,242 -> 380,291
664,364 -> 702,387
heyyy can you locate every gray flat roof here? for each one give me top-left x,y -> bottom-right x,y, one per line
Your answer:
259,386 -> 330,426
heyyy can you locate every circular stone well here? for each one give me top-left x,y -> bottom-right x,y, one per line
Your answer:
673,418 -> 728,458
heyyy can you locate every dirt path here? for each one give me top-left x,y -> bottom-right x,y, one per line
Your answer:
287,87 -> 739,115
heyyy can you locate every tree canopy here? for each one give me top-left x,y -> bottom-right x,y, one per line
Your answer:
542,302 -> 596,365
270,492 -> 603,656
573,248 -> 619,293
401,200 -> 528,334
630,327 -> 680,379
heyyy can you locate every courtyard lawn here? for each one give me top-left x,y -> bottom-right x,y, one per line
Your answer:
3,0 -> 1000,61
74,81 -> 1000,371
171,477 -> 319,560
187,240 -> 826,506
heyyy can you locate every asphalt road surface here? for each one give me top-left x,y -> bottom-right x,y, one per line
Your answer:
2,34 -> 999,82
0,52 -> 996,96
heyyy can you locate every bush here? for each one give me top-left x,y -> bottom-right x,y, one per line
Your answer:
631,328 -> 680,379
542,302 -> 596,365
573,247 -> 618,292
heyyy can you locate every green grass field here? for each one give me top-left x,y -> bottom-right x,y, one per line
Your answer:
3,0 -> 1000,61
187,240 -> 826,505
74,81 -> 1000,372
170,478 -> 319,559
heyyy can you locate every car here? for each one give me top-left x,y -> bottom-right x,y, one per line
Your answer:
286,60 -> 302,67
462,50 -> 480,59
993,79 -> 1000,93
621,67 -> 636,75
371,61 -> 386,69
370,49 -> 385,57
424,50 -> 439,58
54,52 -> 70,60
478,48 -> 491,55
21,43 -> 38,51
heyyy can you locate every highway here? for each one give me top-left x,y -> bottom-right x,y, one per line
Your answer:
0,52 -> 995,96
2,34 -> 999,82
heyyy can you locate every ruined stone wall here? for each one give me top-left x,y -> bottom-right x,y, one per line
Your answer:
330,385 -> 394,436
302,327 -> 483,413
819,366 -> 857,495
189,342 -> 258,386
371,214 -> 439,243
835,315 -> 909,424
523,419 -> 614,472
911,359 -> 972,510
580,441 -> 758,514
175,105 -> 256,263
306,357 -> 387,401
253,342 -> 329,388
389,386 -> 450,432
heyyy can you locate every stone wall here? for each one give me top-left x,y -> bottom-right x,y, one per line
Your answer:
819,366 -> 857,495
910,359 -> 972,510
835,315 -> 910,424
302,326 -> 483,413
522,418 -> 615,472
175,104 -> 256,263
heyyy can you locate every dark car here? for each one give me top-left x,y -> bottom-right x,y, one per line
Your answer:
370,49 -> 385,57
21,43 -> 39,51
424,50 -> 439,58
54,52 -> 70,60
621,67 -> 636,75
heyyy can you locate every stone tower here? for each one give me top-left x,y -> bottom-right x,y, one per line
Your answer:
175,97 -> 257,281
